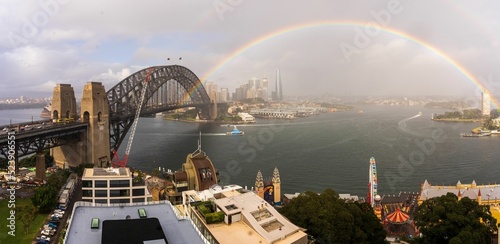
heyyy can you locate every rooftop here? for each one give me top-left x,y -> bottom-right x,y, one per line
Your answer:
419,180 -> 500,201
83,167 -> 131,178
211,190 -> 306,243
65,201 -> 206,244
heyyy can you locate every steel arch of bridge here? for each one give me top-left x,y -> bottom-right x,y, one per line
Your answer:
107,65 -> 211,156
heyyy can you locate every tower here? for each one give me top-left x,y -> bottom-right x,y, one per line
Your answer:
272,167 -> 281,205
255,170 -> 264,199
80,82 -> 111,167
278,69 -> 283,102
274,69 -> 283,102
482,90 -> 491,116
367,157 -> 378,207
51,84 -> 83,168
51,84 -> 77,121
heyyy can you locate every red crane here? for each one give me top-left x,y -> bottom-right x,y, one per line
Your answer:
112,68 -> 152,167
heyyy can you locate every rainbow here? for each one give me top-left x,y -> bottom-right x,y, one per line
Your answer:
184,20 -> 497,109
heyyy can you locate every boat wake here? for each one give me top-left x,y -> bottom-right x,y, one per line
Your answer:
397,112 -> 424,137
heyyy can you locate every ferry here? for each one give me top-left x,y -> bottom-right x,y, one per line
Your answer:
227,126 -> 244,135
460,132 -> 491,137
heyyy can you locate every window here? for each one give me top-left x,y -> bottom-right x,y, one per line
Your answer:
95,190 -> 107,197
138,208 -> 147,218
132,198 -> 145,203
95,199 -> 107,204
132,189 -> 145,196
110,180 -> 130,188
82,180 -> 92,188
95,180 -> 107,188
110,189 -> 129,197
110,199 -> 130,204
91,218 -> 99,229
82,190 -> 93,197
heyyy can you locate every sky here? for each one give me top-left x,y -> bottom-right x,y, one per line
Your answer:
1,0 -> 500,99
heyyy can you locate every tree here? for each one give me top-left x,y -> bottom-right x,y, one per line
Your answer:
31,185 -> 58,213
414,193 -> 497,244
17,204 -> 37,234
279,189 -> 387,243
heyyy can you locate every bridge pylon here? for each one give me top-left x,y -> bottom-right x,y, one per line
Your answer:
51,84 -> 85,169
51,84 -> 77,121
81,82 -> 111,167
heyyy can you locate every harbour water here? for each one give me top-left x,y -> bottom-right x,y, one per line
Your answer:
3,106 -> 500,197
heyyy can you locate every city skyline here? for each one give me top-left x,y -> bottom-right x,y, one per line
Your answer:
2,1 -> 500,99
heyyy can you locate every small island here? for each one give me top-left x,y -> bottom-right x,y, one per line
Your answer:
431,109 -> 483,122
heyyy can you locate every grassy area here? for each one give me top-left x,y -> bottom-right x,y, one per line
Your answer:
0,197 -> 47,243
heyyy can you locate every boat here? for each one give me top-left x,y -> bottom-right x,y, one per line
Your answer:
460,132 -> 491,137
40,103 -> 51,118
227,126 -> 244,135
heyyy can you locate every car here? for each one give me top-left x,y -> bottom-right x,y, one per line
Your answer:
37,240 -> 49,244
24,125 -> 33,130
54,209 -> 65,214
48,222 -> 58,228
42,225 -> 54,231
41,229 -> 50,236
41,235 -> 50,242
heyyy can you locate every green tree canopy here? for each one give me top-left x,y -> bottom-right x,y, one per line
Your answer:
17,204 -> 37,234
414,193 -> 497,244
279,189 -> 387,243
31,185 -> 58,213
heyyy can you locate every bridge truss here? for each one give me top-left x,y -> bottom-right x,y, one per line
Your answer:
106,65 -> 211,157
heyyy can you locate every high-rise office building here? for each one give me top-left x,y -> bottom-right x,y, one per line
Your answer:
482,90 -> 491,116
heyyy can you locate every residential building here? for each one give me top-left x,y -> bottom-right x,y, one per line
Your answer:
181,184 -> 308,244
81,167 -> 152,205
64,201 -> 207,244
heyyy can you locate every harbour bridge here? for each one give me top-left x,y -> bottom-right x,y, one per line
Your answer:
0,65 -> 223,179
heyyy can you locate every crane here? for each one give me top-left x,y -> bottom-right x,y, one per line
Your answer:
112,68 -> 152,167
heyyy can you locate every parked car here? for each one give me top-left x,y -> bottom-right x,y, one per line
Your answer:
47,222 -> 58,228
41,235 -> 50,242
41,229 -> 50,236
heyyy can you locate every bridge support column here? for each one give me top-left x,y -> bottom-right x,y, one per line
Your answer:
81,82 -> 110,167
52,84 -> 84,168
35,151 -> 46,182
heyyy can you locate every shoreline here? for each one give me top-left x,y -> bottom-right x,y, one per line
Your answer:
431,118 -> 482,123
163,117 -> 249,125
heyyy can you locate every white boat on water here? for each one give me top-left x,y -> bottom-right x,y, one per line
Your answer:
227,126 -> 244,135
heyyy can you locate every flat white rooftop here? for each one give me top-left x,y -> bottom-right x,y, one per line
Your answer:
65,201 -> 206,244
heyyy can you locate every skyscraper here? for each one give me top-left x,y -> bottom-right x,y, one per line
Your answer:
219,88 -> 229,102
482,90 -> 491,116
273,69 -> 283,101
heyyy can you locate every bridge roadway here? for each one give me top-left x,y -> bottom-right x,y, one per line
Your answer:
0,121 -> 89,162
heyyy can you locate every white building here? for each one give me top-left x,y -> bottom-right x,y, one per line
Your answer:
181,185 -> 308,244
482,90 -> 491,116
82,167 -> 152,205
238,112 -> 256,123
